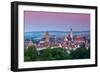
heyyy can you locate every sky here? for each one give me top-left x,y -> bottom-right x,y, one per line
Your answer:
24,11 -> 90,32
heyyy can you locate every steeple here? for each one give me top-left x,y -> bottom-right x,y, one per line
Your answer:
71,28 -> 72,31
44,31 -> 49,43
70,28 -> 73,41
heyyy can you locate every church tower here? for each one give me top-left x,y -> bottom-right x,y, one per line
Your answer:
70,28 -> 73,41
44,31 -> 49,43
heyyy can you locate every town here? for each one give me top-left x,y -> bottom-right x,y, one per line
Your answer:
24,28 -> 90,53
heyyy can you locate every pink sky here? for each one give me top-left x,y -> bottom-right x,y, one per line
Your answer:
24,11 -> 90,32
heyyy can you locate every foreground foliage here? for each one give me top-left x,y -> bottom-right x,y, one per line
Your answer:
24,46 -> 90,61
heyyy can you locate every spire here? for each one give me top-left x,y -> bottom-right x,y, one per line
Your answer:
71,28 -> 72,31
70,28 -> 73,41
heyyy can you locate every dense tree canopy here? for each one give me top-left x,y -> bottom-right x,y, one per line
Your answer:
24,46 -> 90,61
24,46 -> 38,61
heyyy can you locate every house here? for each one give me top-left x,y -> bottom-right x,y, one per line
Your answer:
74,36 -> 85,44
24,40 -> 34,49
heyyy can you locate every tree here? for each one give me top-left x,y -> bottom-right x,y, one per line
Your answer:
62,51 -> 71,60
51,48 -> 71,60
70,47 -> 90,59
85,48 -> 90,58
38,47 -> 71,60
39,47 -> 53,60
24,46 -> 38,61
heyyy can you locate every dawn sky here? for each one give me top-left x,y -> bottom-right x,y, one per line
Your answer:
24,11 -> 90,32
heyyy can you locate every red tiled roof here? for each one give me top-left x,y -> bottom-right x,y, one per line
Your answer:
75,37 -> 84,41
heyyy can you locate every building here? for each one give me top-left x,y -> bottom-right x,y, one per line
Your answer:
38,31 -> 50,48
62,28 -> 87,50
74,36 -> 85,44
24,40 -> 34,49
